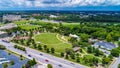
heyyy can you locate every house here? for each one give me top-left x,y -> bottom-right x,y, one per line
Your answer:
0,31 -> 8,38
93,41 -> 116,50
73,47 -> 80,52
69,34 -> 80,41
89,38 -> 98,43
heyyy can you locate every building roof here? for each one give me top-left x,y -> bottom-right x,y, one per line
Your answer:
69,34 -> 79,38
0,31 -> 7,34
93,41 -> 116,50
73,47 -> 80,52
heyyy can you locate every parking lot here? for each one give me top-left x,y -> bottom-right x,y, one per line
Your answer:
0,50 -> 29,68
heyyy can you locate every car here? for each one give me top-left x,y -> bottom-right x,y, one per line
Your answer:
2,40 -> 10,43
28,55 -> 31,57
58,64 -> 62,67
71,62 -> 74,65
45,59 -> 49,62
40,53 -> 43,56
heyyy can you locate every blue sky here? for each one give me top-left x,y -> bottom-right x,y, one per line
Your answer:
0,0 -> 120,11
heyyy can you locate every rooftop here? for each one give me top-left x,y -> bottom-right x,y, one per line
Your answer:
93,41 -> 116,50
0,31 -> 7,34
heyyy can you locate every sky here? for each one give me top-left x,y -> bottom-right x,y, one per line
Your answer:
0,0 -> 120,11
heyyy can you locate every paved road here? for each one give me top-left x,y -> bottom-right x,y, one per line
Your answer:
0,40 -> 87,68
110,57 -> 120,68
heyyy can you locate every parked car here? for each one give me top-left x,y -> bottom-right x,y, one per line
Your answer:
58,64 -> 62,67
2,40 -> 10,43
28,54 -> 31,57
45,59 -> 49,62
40,53 -> 43,56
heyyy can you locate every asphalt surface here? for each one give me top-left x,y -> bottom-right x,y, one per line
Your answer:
110,57 -> 120,68
0,40 -> 87,68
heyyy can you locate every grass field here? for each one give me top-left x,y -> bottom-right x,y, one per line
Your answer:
18,25 -> 40,30
62,23 -> 80,27
35,33 -> 72,52
14,20 -> 29,25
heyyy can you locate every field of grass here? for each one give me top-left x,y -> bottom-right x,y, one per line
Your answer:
62,22 -> 79,27
34,33 -> 72,52
0,23 -> 3,26
14,20 -> 29,25
18,25 -> 40,30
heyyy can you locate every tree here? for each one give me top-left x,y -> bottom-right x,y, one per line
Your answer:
118,42 -> 120,46
65,54 -> 69,59
38,44 -> 42,50
69,37 -> 77,44
2,63 -> 8,68
14,45 -> 17,48
47,64 -> 53,68
94,48 -> 100,56
51,48 -> 55,53
93,57 -> 99,65
44,45 -> 47,50
32,58 -> 37,65
65,48 -> 71,55
80,33 -> 89,42
33,43 -> 37,49
102,57 -> 110,65
10,60 -> 15,65
20,54 -> 23,60
46,48 -> 50,53
79,48 -> 83,53
87,46 -> 93,53
106,34 -> 113,42
76,57 -> 80,62
70,53 -> 75,59
111,48 -> 120,57
8,52 -> 11,55
108,54 -> 113,60
0,45 -> 6,50
22,65 -> 26,68
60,52 -> 64,57
118,64 -> 120,68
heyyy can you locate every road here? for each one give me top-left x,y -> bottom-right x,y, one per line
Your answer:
0,40 -> 87,68
109,57 -> 120,68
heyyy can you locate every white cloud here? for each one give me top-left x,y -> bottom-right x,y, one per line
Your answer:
0,0 -> 120,8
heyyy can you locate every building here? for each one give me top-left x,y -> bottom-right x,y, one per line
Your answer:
93,41 -> 117,50
89,38 -> 98,43
0,58 -> 10,64
29,17 -> 37,21
49,15 -> 58,18
0,31 -> 8,38
73,47 -> 80,52
69,34 -> 80,41
3,15 -> 21,22
0,23 -> 17,30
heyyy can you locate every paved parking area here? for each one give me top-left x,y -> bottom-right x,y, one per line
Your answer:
0,50 -> 29,68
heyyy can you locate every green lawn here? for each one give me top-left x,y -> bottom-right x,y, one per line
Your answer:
34,33 -> 72,52
62,23 -> 80,27
14,20 -> 29,25
18,25 -> 40,30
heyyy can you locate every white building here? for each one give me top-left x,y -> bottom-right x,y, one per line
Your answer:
49,15 -> 58,18
3,15 -> 21,22
69,34 -> 80,41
